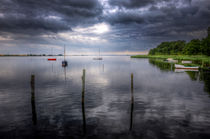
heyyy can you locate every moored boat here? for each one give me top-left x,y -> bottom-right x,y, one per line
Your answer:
48,58 -> 56,61
62,45 -> 68,67
93,47 -> 103,60
182,61 -> 192,64
175,64 -> 199,69
166,58 -> 178,63
93,57 -> 103,60
62,60 -> 68,67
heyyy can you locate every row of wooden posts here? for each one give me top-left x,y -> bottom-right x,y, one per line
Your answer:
30,70 -> 134,134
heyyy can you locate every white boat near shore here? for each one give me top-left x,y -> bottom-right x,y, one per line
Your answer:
181,61 -> 192,64
175,64 -> 199,70
166,58 -> 178,63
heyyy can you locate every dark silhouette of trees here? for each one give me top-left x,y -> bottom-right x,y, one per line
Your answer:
201,36 -> 210,56
149,27 -> 210,56
182,39 -> 201,55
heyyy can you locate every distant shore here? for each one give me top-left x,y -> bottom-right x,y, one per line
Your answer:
131,55 -> 210,62
131,55 -> 210,70
0,54 -> 60,57
0,54 -> 132,57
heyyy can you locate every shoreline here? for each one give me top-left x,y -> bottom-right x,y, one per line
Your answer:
131,55 -> 210,62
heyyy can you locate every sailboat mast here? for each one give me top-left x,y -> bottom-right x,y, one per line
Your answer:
64,45 -> 66,60
99,47 -> 100,57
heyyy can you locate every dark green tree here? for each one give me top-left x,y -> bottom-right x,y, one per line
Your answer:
149,26 -> 210,56
182,39 -> 201,55
149,41 -> 186,55
201,36 -> 210,56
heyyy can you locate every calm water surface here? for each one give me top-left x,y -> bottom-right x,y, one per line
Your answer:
0,56 -> 210,139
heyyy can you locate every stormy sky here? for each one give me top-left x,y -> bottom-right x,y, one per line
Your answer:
0,0 -> 210,55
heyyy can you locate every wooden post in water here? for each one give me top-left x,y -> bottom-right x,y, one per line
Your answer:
129,73 -> 134,131
81,69 -> 86,135
31,75 -> 37,125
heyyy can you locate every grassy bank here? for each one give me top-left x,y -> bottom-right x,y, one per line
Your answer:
131,55 -> 210,62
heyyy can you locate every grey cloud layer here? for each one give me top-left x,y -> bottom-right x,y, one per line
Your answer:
0,0 -> 102,35
109,0 -> 166,9
105,0 -> 210,42
0,0 -> 210,53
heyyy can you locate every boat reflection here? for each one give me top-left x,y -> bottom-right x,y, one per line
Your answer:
149,59 -> 174,72
174,69 -> 199,72
63,66 -> 67,81
149,58 -> 210,94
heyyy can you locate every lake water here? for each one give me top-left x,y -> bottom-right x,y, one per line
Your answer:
0,56 -> 210,139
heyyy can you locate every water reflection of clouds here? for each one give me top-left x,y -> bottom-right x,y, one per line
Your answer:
1,56 -> 210,137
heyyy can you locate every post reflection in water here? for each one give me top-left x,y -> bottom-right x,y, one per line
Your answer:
30,75 -> 37,125
129,73 -> 134,131
81,69 -> 86,135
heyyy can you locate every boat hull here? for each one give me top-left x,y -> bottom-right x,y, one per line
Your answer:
48,58 -> 57,61
93,57 -> 103,60
175,64 -> 199,69
175,69 -> 199,72
62,61 -> 68,67
175,67 -> 199,70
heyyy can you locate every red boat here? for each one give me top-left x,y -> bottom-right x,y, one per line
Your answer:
48,58 -> 57,61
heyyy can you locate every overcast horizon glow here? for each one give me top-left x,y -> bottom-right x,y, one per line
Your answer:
0,0 -> 210,55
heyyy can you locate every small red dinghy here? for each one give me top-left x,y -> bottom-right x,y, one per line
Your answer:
48,58 -> 57,61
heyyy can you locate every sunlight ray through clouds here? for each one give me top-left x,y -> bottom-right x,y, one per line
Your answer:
74,22 -> 110,34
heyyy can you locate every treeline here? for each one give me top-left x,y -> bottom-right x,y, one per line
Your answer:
149,28 -> 210,56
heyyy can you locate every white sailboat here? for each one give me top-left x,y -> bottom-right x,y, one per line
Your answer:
93,47 -> 103,60
175,64 -> 199,70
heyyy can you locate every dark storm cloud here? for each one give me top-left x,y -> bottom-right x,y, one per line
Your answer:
108,0 -> 193,9
0,0 -> 210,53
106,0 -> 210,39
105,0 -> 202,27
109,0 -> 156,9
109,0 -> 168,9
0,0 -> 102,35
107,12 -> 145,25
0,16 -> 71,35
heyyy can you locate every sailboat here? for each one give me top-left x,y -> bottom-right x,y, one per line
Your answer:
48,48 -> 57,61
93,47 -> 103,60
62,45 -> 68,67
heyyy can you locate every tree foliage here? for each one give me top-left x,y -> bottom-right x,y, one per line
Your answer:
149,27 -> 210,56
149,40 -> 186,55
182,39 -> 201,55
201,36 -> 210,56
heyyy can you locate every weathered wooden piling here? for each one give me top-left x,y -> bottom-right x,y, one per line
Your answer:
81,69 -> 86,134
31,75 -> 37,125
130,73 -> 134,131
131,73 -> 133,91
